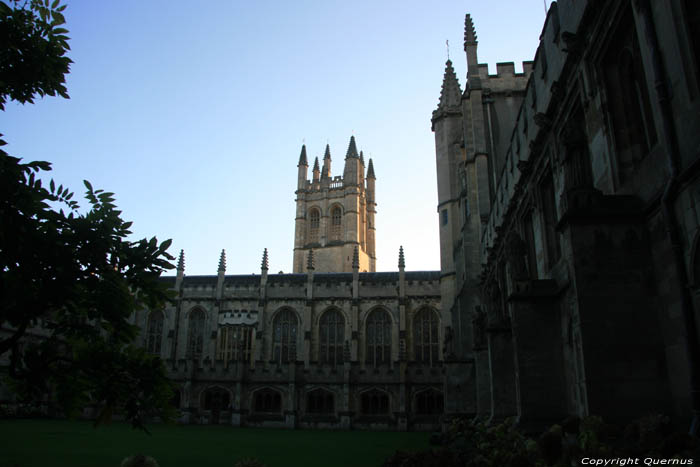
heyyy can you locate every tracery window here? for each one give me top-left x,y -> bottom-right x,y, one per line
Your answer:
273,309 -> 298,364
365,309 -> 391,366
306,389 -> 334,414
187,308 -> 205,359
540,172 -> 561,270
254,389 -> 282,413
145,310 -> 164,356
413,308 -> 439,365
217,325 -> 253,366
309,208 -> 320,243
360,390 -> 389,415
415,389 -> 444,415
330,206 -> 342,241
319,309 -> 344,366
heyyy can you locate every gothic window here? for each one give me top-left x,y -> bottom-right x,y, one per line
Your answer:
330,206 -> 342,241
217,325 -> 253,366
273,309 -> 298,364
187,308 -> 205,359
414,389 -> 444,415
253,389 -> 282,413
540,172 -> 561,270
145,310 -> 164,356
602,6 -> 657,184
170,389 -> 181,409
413,308 -> 439,365
522,211 -> 538,279
319,309 -> 344,366
202,387 -> 230,411
365,309 -> 391,366
686,0 -> 700,88
306,389 -> 334,414
309,208 -> 320,244
360,390 -> 389,415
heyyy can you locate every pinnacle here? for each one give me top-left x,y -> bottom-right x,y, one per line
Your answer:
437,60 -> 462,110
313,157 -> 320,172
261,248 -> 269,271
345,135 -> 359,159
177,249 -> 185,272
464,14 -> 478,48
298,144 -> 308,166
359,150 -> 365,165
367,158 -> 376,179
218,249 -> 226,273
398,245 -> 405,270
352,246 -> 359,270
323,144 -> 331,160
307,249 -> 315,271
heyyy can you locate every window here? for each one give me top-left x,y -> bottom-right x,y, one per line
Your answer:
306,389 -> 334,414
203,387 -> 230,411
309,209 -> 320,243
413,308 -> 439,365
217,325 -> 253,366
365,309 -> 391,366
540,172 -> 561,269
441,209 -> 448,226
254,389 -> 282,413
319,309 -> 344,366
360,390 -> 389,415
415,389 -> 444,415
602,6 -> 657,183
687,0 -> 700,87
330,206 -> 342,241
273,309 -> 298,364
523,212 -> 538,279
187,308 -> 205,359
146,310 -> 164,356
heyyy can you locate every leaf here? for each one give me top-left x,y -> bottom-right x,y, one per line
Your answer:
83,180 -> 92,191
51,0 -> 59,9
50,179 -> 55,192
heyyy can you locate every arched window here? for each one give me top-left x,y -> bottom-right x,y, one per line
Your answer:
309,208 -> 320,243
413,308 -> 439,365
366,309 -> 391,366
273,309 -> 298,364
330,206 -> 342,241
254,388 -> 282,413
146,310 -> 164,356
319,309 -> 344,365
187,308 -> 205,359
306,389 -> 334,414
414,389 -> 444,415
217,325 -> 254,366
360,389 -> 389,415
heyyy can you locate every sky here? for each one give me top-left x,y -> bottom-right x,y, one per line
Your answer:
2,0 -> 547,275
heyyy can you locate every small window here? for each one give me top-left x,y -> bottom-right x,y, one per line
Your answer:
441,209 -> 448,226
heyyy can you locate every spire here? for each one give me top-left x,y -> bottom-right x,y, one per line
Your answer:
437,60 -> 462,110
359,150 -> 365,165
218,249 -> 226,273
367,158 -> 376,179
323,144 -> 331,161
352,245 -> 360,270
298,144 -> 308,166
345,135 -> 359,159
307,249 -> 315,271
398,245 -> 405,270
261,248 -> 268,271
177,249 -> 185,272
322,144 -> 331,179
313,157 -> 320,172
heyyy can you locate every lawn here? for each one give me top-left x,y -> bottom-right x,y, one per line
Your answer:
0,419 -> 430,467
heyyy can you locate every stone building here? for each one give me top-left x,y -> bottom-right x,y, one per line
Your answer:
136,137 -> 446,430
434,0 -> 700,430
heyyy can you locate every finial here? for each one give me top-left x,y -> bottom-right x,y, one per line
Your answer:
345,135 -> 359,159
261,248 -> 269,271
307,249 -> 315,271
313,157 -> 320,172
218,249 -> 226,273
367,158 -> 376,179
177,249 -> 185,272
446,39 -> 450,60
323,144 -> 331,160
298,144 -> 308,166
352,246 -> 359,270
398,245 -> 405,270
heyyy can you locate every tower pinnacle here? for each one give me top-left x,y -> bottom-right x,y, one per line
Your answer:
177,249 -> 185,272
218,249 -> 226,272
261,248 -> 269,271
298,144 -> 308,166
345,135 -> 359,159
436,60 -> 462,111
367,158 -> 376,179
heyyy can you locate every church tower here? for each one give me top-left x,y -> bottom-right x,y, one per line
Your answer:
293,136 -> 376,273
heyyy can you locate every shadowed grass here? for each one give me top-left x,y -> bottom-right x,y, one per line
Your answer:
0,419 -> 430,467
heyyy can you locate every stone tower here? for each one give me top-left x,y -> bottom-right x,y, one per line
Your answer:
293,136 -> 376,273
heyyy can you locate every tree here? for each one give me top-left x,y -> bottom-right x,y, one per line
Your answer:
0,0 -> 176,430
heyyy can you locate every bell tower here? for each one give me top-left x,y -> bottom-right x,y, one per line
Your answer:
293,136 -> 377,273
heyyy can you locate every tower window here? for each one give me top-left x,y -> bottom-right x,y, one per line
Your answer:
330,206 -> 342,241
309,209 -> 320,243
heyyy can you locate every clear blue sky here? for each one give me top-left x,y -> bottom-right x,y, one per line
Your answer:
2,0 -> 547,275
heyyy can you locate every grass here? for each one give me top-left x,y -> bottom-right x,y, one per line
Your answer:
0,419 -> 430,467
